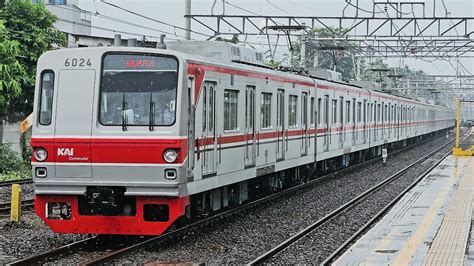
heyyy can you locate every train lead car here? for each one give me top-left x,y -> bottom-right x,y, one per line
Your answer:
31,41 -> 454,235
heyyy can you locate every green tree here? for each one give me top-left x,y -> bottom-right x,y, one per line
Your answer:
0,19 -> 26,115
0,0 -> 66,118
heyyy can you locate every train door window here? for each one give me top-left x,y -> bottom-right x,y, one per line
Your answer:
363,100 -> 367,141
367,103 -> 372,123
357,102 -> 362,122
302,93 -> 308,128
302,92 -> 309,153
318,98 -> 322,125
209,85 -> 215,131
324,96 -> 329,125
288,95 -> 298,127
339,97 -> 344,124
363,100 -> 367,123
310,97 -> 315,126
373,102 -> 376,123
277,89 -> 284,128
345,101 -> 350,123
38,71 -> 55,125
377,104 -> 381,122
352,98 -> 356,124
224,90 -> 239,131
202,85 -> 207,131
332,99 -> 337,125
261,93 -> 272,129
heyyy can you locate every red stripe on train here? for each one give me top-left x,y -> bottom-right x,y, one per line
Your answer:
31,138 -> 188,164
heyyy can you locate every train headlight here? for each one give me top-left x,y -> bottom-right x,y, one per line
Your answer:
34,148 -> 48,162
163,149 -> 178,163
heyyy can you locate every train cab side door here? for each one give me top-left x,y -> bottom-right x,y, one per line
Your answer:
187,77 -> 195,178
54,69 -> 95,178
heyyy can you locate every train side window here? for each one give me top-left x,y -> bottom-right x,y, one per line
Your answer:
261,93 -> 272,129
332,99 -> 337,125
224,90 -> 239,131
288,95 -> 298,127
310,97 -> 315,126
39,71 -> 55,125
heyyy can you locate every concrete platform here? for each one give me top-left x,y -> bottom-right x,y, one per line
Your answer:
335,155 -> 474,265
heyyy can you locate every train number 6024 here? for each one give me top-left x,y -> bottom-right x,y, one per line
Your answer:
64,58 -> 92,67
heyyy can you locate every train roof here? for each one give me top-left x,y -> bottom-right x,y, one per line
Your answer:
42,45 -> 451,110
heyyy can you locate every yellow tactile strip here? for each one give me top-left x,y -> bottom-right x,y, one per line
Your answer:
422,159 -> 474,266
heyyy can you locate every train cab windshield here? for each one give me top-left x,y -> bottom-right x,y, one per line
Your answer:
99,53 -> 178,127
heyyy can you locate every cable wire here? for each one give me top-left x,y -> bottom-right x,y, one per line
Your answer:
101,0 -> 211,38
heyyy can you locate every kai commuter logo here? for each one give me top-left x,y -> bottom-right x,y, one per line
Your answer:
57,148 -> 74,156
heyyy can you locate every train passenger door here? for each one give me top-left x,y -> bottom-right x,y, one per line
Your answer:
245,85 -> 256,166
276,89 -> 285,160
301,92 -> 308,155
201,81 -> 217,175
54,70 -> 95,178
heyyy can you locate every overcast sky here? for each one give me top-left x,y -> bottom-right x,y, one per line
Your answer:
78,0 -> 473,77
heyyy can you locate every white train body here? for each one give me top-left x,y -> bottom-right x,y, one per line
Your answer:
31,42 -> 454,235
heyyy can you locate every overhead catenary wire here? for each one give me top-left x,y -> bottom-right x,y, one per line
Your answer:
100,0 -> 212,38
49,4 -> 194,40
55,17 -> 181,41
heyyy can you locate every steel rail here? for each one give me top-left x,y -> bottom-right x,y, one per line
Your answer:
0,199 -> 35,214
322,132 -> 473,265
0,179 -> 33,187
248,130 -> 469,265
81,131 -> 457,265
5,130 -> 455,265
7,236 -> 100,266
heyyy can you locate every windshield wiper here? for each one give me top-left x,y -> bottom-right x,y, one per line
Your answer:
149,93 -> 155,131
122,93 -> 128,131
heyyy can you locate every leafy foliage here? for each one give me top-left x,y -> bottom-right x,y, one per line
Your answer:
0,143 -> 31,181
0,0 -> 66,118
0,20 -> 26,114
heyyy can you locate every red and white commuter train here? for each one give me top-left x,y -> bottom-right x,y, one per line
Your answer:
31,41 -> 454,235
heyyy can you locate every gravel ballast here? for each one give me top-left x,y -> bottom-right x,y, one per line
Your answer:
111,133 -> 457,264
0,213 -> 87,264
0,132 -> 457,264
270,143 -> 452,264
0,182 -> 34,204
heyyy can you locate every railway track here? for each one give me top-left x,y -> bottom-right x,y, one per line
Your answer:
248,131 -> 470,265
6,131 -> 462,265
0,179 -> 33,188
0,199 -> 35,214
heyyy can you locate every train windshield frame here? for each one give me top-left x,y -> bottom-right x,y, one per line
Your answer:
99,53 -> 179,127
